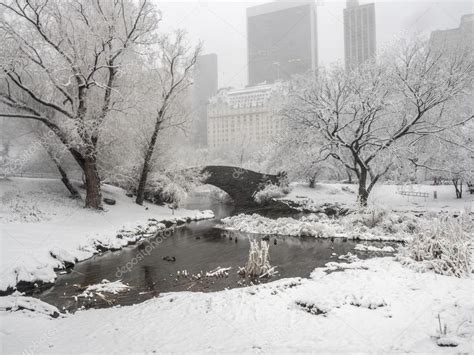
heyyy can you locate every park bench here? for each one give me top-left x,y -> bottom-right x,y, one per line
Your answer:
398,191 -> 430,198
397,185 -> 430,201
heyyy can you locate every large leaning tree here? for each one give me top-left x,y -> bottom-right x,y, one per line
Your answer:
284,39 -> 473,205
135,30 -> 200,206
0,0 -> 158,209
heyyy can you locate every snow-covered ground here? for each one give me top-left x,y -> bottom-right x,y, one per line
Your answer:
1,178 -> 473,353
284,182 -> 473,213
1,258 -> 473,353
0,178 -> 214,292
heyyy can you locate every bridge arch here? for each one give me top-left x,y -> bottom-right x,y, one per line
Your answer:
201,166 -> 281,207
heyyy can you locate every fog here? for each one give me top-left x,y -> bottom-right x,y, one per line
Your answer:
158,0 -> 473,88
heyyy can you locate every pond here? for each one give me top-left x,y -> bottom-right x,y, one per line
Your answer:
37,193 -> 396,312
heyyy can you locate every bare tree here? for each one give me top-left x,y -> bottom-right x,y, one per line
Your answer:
0,0 -> 158,209
284,40 -> 473,205
407,117 -> 474,199
135,30 -> 200,205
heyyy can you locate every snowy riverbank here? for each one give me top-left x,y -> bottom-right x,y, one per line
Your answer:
282,182 -> 473,213
0,178 -> 214,293
1,257 -> 473,353
216,182 -> 473,242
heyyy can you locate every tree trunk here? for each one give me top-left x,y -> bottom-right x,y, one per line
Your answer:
358,169 -> 369,206
51,157 -> 80,199
135,158 -> 151,205
136,121 -> 161,205
84,155 -> 103,209
452,178 -> 463,199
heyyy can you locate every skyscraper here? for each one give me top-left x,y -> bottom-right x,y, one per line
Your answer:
246,1 -> 318,86
191,53 -> 218,147
343,0 -> 376,70
430,14 -> 474,52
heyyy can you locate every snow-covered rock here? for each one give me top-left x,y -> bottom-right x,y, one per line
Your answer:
0,295 -> 60,318
78,279 -> 130,296
354,244 -> 396,252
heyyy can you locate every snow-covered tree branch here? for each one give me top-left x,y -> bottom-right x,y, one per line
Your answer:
283,39 -> 473,205
0,0 -> 159,209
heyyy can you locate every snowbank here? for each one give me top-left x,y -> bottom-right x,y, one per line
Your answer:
0,294 -> 61,318
1,257 -> 473,353
0,178 -> 214,293
283,182 -> 473,213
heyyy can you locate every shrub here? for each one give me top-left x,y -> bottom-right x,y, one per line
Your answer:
358,207 -> 388,228
146,169 -> 206,207
397,217 -> 471,277
254,183 -> 289,204
105,165 -> 140,191
106,166 -> 207,207
347,206 -> 418,235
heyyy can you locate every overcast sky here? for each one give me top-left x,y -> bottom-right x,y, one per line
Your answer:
157,0 -> 473,88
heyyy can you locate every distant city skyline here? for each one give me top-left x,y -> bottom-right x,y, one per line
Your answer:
158,0 -> 473,88
343,0 -> 376,69
246,1 -> 318,85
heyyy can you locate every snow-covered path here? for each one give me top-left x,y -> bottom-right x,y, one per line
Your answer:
2,258 -> 473,353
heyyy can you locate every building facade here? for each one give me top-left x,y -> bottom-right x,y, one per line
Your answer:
343,0 -> 376,70
191,53 -> 218,147
207,83 -> 286,148
247,1 -> 318,86
430,14 -> 474,51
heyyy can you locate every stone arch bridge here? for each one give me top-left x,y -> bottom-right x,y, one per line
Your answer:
200,166 -> 285,208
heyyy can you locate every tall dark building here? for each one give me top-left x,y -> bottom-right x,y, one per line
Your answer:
247,1 -> 318,86
343,0 -> 376,70
192,53 -> 218,147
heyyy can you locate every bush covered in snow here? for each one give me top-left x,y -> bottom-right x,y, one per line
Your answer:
104,165 -> 140,192
150,175 -> 188,208
356,207 -> 388,228
106,166 -> 207,207
396,217 -> 471,277
254,183 -> 291,204
345,206 -> 418,236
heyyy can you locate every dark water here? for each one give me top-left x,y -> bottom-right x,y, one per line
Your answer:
37,193 -> 396,312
